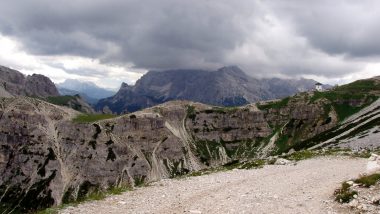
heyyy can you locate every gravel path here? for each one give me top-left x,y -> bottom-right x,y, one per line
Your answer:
61,157 -> 367,214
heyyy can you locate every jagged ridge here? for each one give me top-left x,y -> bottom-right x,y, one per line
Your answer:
95,66 -> 319,113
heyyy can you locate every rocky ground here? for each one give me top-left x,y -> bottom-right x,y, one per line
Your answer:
60,157 -> 367,214
334,182 -> 380,213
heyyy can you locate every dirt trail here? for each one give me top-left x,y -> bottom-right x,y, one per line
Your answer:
60,157 -> 366,214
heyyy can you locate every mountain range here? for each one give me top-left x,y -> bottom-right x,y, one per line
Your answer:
0,65 -> 325,115
96,66 -> 321,113
57,79 -> 116,104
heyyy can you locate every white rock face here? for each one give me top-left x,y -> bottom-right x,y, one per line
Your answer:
366,153 -> 380,174
0,86 -> 13,98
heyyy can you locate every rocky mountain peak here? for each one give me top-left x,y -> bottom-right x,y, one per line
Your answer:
0,65 -> 59,98
25,74 -> 59,97
0,65 -> 26,85
217,66 -> 247,77
120,82 -> 130,89
96,66 -> 319,114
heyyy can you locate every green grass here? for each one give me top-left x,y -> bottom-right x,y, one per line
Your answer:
187,171 -> 204,177
238,159 -> 266,169
202,106 -> 239,114
294,110 -> 380,150
73,114 -> 117,123
36,185 -> 132,214
257,97 -> 290,110
285,150 -> 315,161
280,148 -> 373,162
310,79 -> 379,121
334,172 -> 380,204
193,140 -> 223,165
334,182 -> 358,203
310,79 -> 379,113
333,103 -> 363,121
179,159 -> 267,179
186,105 -> 196,120
274,134 -> 290,154
84,190 -> 106,201
311,91 -> 352,103
46,95 -> 76,106
355,173 -> 380,187
221,159 -> 266,170
336,79 -> 380,92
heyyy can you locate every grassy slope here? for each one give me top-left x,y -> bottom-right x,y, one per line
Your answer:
188,78 -> 380,160
72,114 -> 117,123
259,78 -> 380,154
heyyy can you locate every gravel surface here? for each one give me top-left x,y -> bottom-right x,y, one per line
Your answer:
60,157 -> 367,214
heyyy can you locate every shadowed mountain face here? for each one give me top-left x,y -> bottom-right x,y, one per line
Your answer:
96,66 -> 318,113
0,65 -> 59,97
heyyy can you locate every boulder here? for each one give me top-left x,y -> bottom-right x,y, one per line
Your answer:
366,153 -> 380,174
274,158 -> 293,165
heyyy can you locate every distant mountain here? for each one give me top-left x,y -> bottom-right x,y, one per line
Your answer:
96,66 -> 320,113
57,87 -> 98,104
0,65 -> 94,113
57,79 -> 115,103
0,65 -> 59,97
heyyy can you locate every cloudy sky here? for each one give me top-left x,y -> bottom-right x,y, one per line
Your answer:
0,0 -> 379,89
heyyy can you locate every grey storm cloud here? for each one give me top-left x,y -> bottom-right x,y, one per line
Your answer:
0,0 -> 378,79
0,0 -> 254,68
268,0 -> 380,58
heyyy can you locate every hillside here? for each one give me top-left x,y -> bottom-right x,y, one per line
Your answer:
0,76 -> 378,213
96,66 -> 319,113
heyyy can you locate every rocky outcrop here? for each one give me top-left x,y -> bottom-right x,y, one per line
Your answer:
0,65 -> 28,96
0,65 -> 59,97
0,86 -> 13,98
96,66 -> 319,113
25,74 -> 60,97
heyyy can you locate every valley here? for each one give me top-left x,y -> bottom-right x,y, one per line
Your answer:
1,2 -> 379,213
0,65 -> 379,213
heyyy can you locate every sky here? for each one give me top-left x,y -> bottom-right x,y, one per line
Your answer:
0,0 -> 379,90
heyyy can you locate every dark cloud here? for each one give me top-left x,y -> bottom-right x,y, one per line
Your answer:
0,0 -> 256,69
268,0 -> 380,58
0,0 -> 378,80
